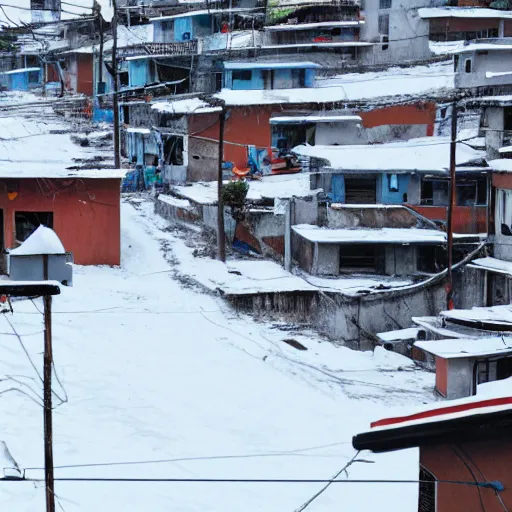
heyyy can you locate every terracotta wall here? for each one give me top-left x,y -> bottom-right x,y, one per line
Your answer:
409,205 -> 488,234
430,18 -> 500,33
359,103 -> 437,136
77,54 -> 93,96
0,178 -> 121,265
188,102 -> 438,169
493,173 -> 512,190
421,440 -> 512,512
435,356 -> 448,396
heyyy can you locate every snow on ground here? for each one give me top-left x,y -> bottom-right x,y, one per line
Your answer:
0,198 -> 436,511
315,61 -> 454,100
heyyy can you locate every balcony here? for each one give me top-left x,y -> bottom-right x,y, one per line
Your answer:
120,40 -> 199,58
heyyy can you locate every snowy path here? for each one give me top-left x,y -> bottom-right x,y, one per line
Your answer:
0,199 -> 435,511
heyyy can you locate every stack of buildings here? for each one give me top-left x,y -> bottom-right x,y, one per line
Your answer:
4,0 -> 512,395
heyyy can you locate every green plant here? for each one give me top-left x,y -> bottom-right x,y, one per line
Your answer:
222,181 -> 249,221
222,180 -> 249,208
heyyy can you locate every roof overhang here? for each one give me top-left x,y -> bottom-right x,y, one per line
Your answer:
0,281 -> 60,297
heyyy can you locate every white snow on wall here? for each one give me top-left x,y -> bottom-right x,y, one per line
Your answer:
10,225 -> 65,256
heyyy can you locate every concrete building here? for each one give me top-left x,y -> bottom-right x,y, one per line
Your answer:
419,7 -> 512,41
415,337 -> 512,398
353,392 -> 512,512
453,38 -> 512,89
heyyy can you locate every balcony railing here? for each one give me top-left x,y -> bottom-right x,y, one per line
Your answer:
120,40 -> 199,58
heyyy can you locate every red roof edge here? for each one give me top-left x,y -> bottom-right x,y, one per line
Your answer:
371,396 -> 512,429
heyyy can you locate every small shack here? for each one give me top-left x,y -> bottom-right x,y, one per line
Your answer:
1,68 -> 42,91
414,337 -> 512,399
9,225 -> 72,285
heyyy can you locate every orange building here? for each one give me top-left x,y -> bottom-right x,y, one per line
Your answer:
353,394 -> 512,512
0,172 -> 124,266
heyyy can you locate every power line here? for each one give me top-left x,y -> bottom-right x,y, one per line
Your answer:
24,441 -> 353,471
294,451 -> 362,512
0,477 -> 504,488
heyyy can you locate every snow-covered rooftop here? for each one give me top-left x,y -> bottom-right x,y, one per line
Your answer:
172,174 -> 319,204
224,61 -> 321,70
270,115 -> 362,124
415,336 -> 512,359
469,256 -> 512,276
366,395 -> 512,434
10,225 -> 65,256
488,158 -> 512,172
292,225 -> 447,244
377,327 -> 421,343
149,8 -> 258,21
1,67 -> 40,76
292,137 -> 485,172
452,40 -> 512,53
441,304 -> 512,327
419,7 -> 512,19
264,20 -> 363,30
0,109 -> 119,176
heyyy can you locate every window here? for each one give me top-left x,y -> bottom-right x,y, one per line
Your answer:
378,14 -> 389,35
232,70 -> 251,81
163,135 -> 184,166
340,245 -> 376,272
496,189 -> 512,236
464,58 -> 472,73
453,55 -> 459,72
15,212 -> 53,245
421,178 -> 449,206
419,466 -> 437,512
291,68 -> 306,88
123,105 -> 130,125
344,176 -> 377,204
379,0 -> 392,8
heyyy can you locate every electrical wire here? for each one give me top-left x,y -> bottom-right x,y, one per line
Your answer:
24,440 -> 353,471
451,446 -> 486,512
294,450 -> 361,511
1,477 -> 506,486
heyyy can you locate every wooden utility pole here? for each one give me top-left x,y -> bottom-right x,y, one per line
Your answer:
446,101 -> 457,310
112,0 -> 121,169
217,109 -> 226,262
43,255 -> 55,512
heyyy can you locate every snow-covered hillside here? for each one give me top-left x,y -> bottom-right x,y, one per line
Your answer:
0,198 -> 436,512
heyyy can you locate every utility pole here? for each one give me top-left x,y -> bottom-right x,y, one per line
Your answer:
217,109 -> 226,262
111,0 -> 121,169
42,255 -> 55,512
446,101 -> 457,310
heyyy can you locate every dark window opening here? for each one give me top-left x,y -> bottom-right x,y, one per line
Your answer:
378,14 -> 389,35
417,246 -> 444,273
123,105 -> 130,125
215,72 -> 223,91
379,0 -> 392,8
504,107 -> 512,132
344,176 -> 377,204
465,58 -> 472,73
163,135 -> 184,166
232,69 -> 251,81
292,68 -> 306,88
340,245 -> 376,272
119,71 -> 129,88
453,55 -> 459,72
497,357 -> 512,380
419,466 -> 436,512
421,178 -> 449,206
156,65 -> 190,94
15,212 -> 53,245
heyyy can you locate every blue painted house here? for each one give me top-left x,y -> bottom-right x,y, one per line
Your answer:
126,58 -> 157,88
223,62 -> 319,90
2,68 -> 42,91
151,10 -> 216,43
